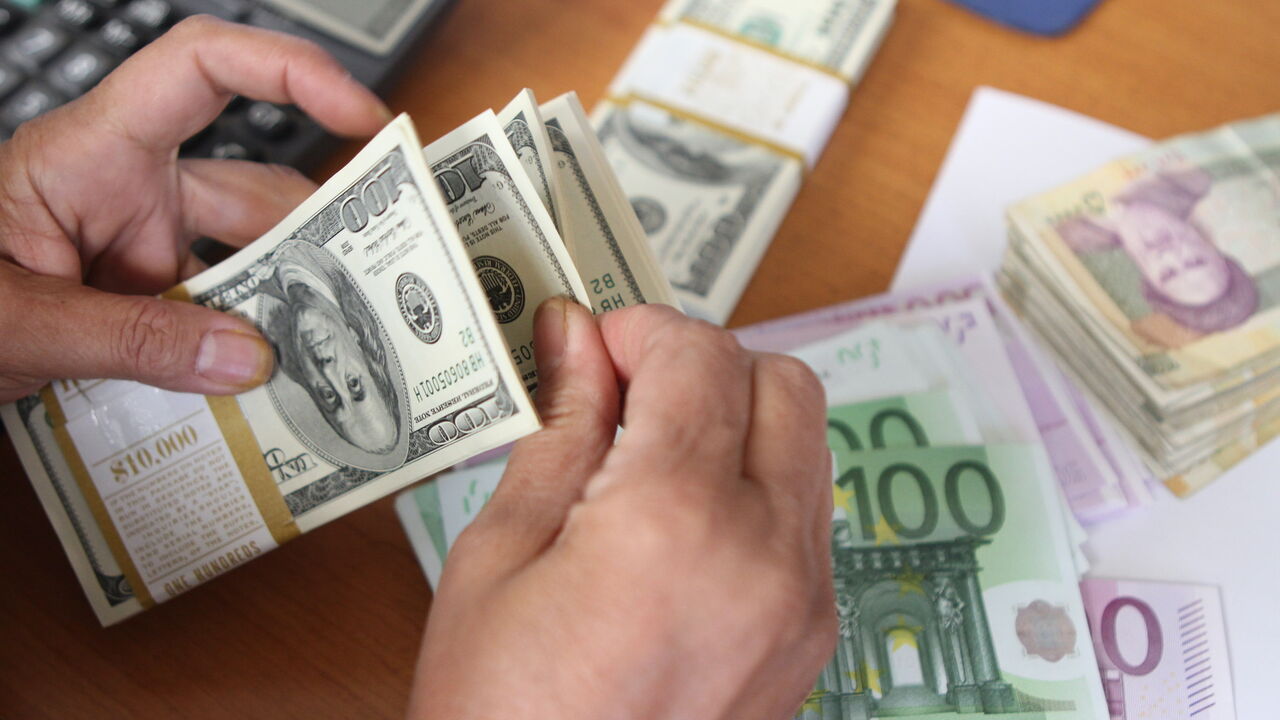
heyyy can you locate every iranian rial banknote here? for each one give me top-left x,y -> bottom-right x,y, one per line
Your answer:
1079,579 -> 1235,720
1,115 -> 545,624
1001,113 -> 1280,494
424,109 -> 588,392
1007,114 -> 1280,395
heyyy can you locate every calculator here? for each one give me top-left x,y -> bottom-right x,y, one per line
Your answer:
0,0 -> 457,170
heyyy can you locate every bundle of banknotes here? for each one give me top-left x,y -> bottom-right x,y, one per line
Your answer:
0,88 -> 677,625
592,0 -> 897,323
398,278 -> 1236,719
999,113 -> 1280,497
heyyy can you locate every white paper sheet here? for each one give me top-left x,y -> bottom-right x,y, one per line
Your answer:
892,86 -> 1145,288
891,85 -> 1275,717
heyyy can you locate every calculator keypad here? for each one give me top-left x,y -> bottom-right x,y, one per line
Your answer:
0,0 -> 321,170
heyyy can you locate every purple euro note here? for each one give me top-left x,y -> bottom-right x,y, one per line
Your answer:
733,278 -> 1137,522
1080,578 -> 1235,720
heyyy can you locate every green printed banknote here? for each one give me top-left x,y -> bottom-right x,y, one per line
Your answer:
804,442 -> 1105,719
826,391 -> 981,451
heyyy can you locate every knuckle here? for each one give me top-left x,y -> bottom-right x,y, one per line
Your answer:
597,484 -> 713,562
760,354 -> 825,410
170,14 -> 223,39
115,299 -> 186,378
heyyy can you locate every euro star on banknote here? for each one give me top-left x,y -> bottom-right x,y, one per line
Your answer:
539,93 -> 680,314
1,115 -> 541,624
593,0 -> 896,323
1001,113 -> 1280,494
424,108 -> 588,392
1079,578 -> 1235,720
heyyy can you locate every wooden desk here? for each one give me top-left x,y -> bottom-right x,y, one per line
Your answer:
3,0 -> 1278,716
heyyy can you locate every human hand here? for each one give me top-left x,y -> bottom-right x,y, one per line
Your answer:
409,300 -> 836,720
0,16 -> 390,404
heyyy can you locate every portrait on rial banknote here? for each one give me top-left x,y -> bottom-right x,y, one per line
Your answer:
258,240 -> 411,472
1054,169 -> 1263,349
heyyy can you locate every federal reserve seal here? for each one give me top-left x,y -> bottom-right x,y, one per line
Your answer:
473,255 -> 525,324
396,272 -> 443,343
631,197 -> 667,234
1015,600 -> 1077,662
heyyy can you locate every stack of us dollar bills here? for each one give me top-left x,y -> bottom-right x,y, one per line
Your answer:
998,114 -> 1280,497
399,277 -> 1238,718
0,89 -> 678,625
592,0 -> 897,323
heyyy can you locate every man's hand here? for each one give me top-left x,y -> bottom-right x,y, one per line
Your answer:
410,300 -> 836,720
0,16 -> 390,403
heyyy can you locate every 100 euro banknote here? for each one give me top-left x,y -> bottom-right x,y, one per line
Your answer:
808,443 -> 1106,719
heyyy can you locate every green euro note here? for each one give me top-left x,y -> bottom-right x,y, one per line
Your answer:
826,390 -> 983,452
804,444 -> 1105,720
395,459 -> 506,588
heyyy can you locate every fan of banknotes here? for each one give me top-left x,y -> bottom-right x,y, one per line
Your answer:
0,88 -> 681,626
999,114 -> 1280,498
399,278 -> 1237,720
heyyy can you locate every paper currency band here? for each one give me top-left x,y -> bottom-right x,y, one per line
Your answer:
611,22 -> 850,169
39,285 -> 299,608
606,92 -> 808,170
163,283 -> 301,552
664,18 -> 853,83
164,287 -> 302,553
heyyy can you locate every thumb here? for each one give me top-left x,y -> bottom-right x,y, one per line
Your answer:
5,268 -> 272,397
448,297 -> 619,581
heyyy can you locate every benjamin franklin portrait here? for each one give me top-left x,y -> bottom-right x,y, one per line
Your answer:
258,240 -> 409,472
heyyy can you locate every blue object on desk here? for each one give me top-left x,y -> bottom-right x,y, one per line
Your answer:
946,0 -> 1105,36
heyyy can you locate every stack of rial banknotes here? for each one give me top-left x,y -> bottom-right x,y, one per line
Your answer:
0,88 -> 678,626
593,0 -> 897,323
399,277 -> 1236,719
1000,114 -> 1280,498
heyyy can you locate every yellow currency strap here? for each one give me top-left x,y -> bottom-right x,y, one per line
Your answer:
607,92 -> 809,173
42,383 -> 156,608
163,284 -> 300,548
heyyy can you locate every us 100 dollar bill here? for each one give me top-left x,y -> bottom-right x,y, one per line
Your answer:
3,89 -> 680,625
595,0 -> 896,323
424,108 -> 588,392
541,93 -> 679,313
1,115 -> 541,624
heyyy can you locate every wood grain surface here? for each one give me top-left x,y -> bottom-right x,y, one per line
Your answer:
3,0 -> 1278,716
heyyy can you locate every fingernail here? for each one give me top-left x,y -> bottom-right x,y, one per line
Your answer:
196,330 -> 273,389
376,103 -> 395,123
534,297 -> 571,375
